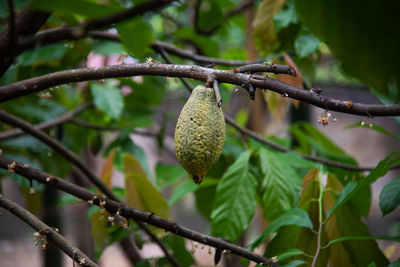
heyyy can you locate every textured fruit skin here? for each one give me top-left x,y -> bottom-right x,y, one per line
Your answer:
174,85 -> 225,184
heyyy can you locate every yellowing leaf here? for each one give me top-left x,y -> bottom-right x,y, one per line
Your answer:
91,210 -> 112,258
264,90 -> 288,119
323,175 -> 389,266
100,150 -> 116,189
19,187 -> 42,215
264,54 -> 303,121
253,0 -> 286,54
323,176 -> 353,266
124,154 -> 170,219
295,169 -> 330,266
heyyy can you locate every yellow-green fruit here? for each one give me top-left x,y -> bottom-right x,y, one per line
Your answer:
174,85 -> 225,184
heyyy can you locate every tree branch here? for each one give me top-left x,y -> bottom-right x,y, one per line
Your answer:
1,63 -> 399,116
0,154 -> 279,267
0,102 -> 93,141
0,0 -> 51,76
158,49 -> 400,171
0,109 -> 115,198
0,110 -> 180,267
2,0 -> 173,76
0,194 -> 98,267
152,40 -> 268,66
236,63 -> 297,76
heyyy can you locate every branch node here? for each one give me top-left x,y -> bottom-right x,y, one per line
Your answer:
288,66 -> 296,76
147,212 -> 155,220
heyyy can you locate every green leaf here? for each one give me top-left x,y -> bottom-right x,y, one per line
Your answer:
276,248 -> 304,261
121,76 -> 165,111
57,193 -> 80,207
322,235 -> 400,249
18,44 -> 68,66
253,0 -> 287,54
379,177 -> 400,216
92,40 -> 125,56
173,28 -> 220,57
275,152 -> 317,169
294,33 -> 321,58
248,208 -> 312,250
124,154 -> 170,219
194,178 -> 219,221
119,139 -> 151,178
91,83 -> 124,120
91,210 -> 112,258
281,260 -> 306,267
327,152 -> 400,219
295,0 -> 400,96
264,170 -> 328,266
211,150 -> 257,242
31,0 -> 120,18
274,0 -> 298,32
156,163 -> 187,188
196,0 -> 224,30
290,121 -> 357,165
117,18 -> 153,59
168,179 -> 198,205
259,148 -> 301,221
345,121 -> 400,141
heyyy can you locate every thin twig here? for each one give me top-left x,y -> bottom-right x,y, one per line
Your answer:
68,118 -> 118,131
1,63 -> 399,116
0,155 -> 279,267
0,102 -> 93,141
0,194 -> 98,267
